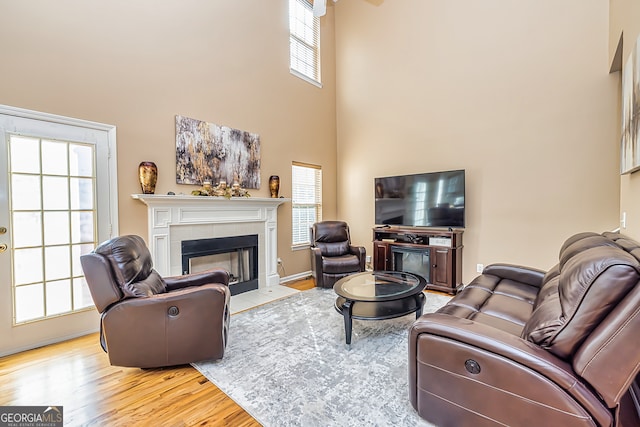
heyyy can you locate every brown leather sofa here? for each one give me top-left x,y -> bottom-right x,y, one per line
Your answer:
80,235 -> 231,368
409,231 -> 640,426
310,220 -> 366,288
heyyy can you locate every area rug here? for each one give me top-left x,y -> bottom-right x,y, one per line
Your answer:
193,288 -> 451,426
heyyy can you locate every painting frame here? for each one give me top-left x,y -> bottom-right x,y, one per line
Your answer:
175,115 -> 261,188
621,35 -> 640,175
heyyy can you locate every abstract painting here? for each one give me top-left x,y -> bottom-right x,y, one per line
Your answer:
621,35 -> 640,174
176,115 -> 261,188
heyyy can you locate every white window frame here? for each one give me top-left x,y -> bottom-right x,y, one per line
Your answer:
289,0 -> 322,87
291,162 -> 322,248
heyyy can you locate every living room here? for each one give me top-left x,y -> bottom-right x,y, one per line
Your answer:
1,0 -> 639,425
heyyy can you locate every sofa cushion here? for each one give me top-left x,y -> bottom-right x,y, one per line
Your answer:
557,231 -> 600,255
558,234 -> 619,270
322,254 -> 361,274
522,245 -> 640,360
532,274 -> 560,311
121,269 -> 166,297
95,234 -> 167,298
604,231 -> 640,261
316,241 -> 350,257
437,271 -> 538,336
313,221 -> 351,256
534,232 -> 623,311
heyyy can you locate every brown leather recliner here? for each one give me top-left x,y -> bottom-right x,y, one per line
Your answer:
80,235 -> 230,368
310,221 -> 366,288
409,231 -> 640,426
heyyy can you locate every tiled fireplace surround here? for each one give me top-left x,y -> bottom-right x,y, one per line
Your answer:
132,195 -> 288,289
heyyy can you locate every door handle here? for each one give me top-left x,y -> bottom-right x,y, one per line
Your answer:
0,227 -> 6,234
0,244 -> 7,253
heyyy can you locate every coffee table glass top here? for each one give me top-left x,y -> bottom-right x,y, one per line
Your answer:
333,271 -> 426,302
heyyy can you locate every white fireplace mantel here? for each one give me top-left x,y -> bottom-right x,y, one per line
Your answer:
132,194 -> 289,288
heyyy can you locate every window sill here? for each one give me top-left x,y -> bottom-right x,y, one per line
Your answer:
290,69 -> 322,88
292,244 -> 311,251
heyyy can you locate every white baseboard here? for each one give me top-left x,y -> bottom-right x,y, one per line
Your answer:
279,270 -> 312,284
0,328 -> 99,358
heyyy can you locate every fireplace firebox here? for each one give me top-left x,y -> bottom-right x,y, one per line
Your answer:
390,245 -> 430,283
181,235 -> 258,296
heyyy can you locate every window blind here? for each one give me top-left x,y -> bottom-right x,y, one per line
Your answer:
291,162 -> 322,246
289,0 -> 321,86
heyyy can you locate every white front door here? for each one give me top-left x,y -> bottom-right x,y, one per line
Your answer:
0,106 -> 118,356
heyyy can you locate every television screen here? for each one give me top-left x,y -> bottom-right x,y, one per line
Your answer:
374,170 -> 465,228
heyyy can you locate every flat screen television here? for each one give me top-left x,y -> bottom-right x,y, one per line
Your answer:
374,169 -> 465,228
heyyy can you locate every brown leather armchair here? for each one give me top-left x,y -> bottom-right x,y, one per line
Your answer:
409,231 -> 640,426
310,221 -> 366,288
80,235 -> 230,368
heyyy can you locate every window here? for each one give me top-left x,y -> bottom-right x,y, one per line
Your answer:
292,162 -> 322,247
8,136 -> 97,322
289,0 -> 321,87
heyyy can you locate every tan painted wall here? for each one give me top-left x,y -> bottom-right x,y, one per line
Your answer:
334,0 -> 620,284
610,0 -> 640,242
0,0 -> 337,277
0,0 -> 624,285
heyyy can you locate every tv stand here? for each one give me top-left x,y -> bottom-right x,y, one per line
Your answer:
372,226 -> 463,295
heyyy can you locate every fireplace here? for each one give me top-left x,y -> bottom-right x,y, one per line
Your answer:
182,235 -> 258,296
131,194 -> 289,290
390,245 -> 430,282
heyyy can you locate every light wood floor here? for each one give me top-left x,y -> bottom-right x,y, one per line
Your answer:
0,279 -> 315,427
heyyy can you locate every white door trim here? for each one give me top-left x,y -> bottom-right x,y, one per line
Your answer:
0,105 -> 119,356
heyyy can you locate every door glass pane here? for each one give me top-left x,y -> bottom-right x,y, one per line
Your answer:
15,284 -> 45,322
11,175 -> 41,210
46,279 -> 72,315
44,246 -> 71,281
13,248 -> 43,285
70,177 -> 93,210
12,212 -> 42,247
44,212 -> 70,245
73,277 -> 94,309
71,212 -> 94,244
10,136 -> 40,174
41,140 -> 68,175
42,176 -> 69,210
9,134 -> 98,324
72,244 -> 94,276
70,144 -> 93,177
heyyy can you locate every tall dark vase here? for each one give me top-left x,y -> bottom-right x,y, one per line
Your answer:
139,161 -> 158,194
269,175 -> 280,198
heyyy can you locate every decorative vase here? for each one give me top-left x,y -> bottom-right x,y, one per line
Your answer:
269,175 -> 280,198
138,161 -> 158,194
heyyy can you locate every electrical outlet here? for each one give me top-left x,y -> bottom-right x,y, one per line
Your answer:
365,255 -> 372,263
476,263 -> 484,273
277,257 -> 283,264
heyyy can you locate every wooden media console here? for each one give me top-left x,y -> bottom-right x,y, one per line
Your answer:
372,226 -> 463,295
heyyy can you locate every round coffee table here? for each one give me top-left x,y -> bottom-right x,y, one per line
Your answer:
333,271 -> 427,344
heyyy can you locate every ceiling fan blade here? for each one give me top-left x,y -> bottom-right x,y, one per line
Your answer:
313,0 -> 326,17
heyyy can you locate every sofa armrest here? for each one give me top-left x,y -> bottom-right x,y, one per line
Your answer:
409,313 -> 612,425
163,267 -> 230,291
482,263 -> 546,288
310,246 -> 324,279
102,284 -> 230,367
349,245 -> 366,270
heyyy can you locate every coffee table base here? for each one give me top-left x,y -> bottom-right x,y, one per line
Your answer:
334,292 -> 426,345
